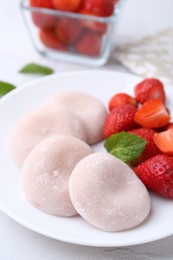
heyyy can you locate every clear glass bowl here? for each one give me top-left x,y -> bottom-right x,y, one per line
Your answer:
20,0 -> 124,66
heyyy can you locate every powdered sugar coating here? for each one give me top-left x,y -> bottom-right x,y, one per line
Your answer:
48,91 -> 107,144
22,135 -> 93,217
69,152 -> 150,232
10,104 -> 87,167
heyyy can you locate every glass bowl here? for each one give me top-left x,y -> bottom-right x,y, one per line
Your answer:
20,0 -> 124,66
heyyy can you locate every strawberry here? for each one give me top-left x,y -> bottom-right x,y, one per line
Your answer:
134,154 -> 173,198
134,78 -> 166,104
39,28 -> 68,51
75,31 -> 102,57
81,0 -> 114,17
103,104 -> 138,138
153,129 -> 173,155
55,18 -> 83,45
79,9 -> 107,35
52,0 -> 82,12
29,0 -> 55,29
31,13 -> 56,30
129,128 -> 161,166
166,122 -> 173,130
111,0 -> 119,5
153,117 -> 171,133
108,93 -> 137,111
134,99 -> 170,128
30,0 -> 54,8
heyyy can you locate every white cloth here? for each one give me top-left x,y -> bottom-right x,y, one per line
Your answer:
116,28 -> 173,85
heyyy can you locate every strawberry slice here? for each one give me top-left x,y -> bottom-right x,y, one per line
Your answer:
134,78 -> 166,104
166,122 -> 173,130
109,93 -> 137,111
134,154 -> 173,198
134,99 -> 170,128
153,129 -> 173,155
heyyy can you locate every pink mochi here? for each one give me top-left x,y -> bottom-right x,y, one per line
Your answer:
10,104 -> 87,167
69,152 -> 151,232
48,91 -> 108,145
22,135 -> 93,217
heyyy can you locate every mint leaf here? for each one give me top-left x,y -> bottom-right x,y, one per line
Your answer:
19,63 -> 54,75
104,131 -> 147,164
0,81 -> 16,97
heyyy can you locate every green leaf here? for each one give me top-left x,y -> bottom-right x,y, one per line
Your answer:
19,63 -> 54,75
0,81 -> 16,97
104,131 -> 147,164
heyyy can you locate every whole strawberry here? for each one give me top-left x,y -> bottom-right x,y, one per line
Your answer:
108,93 -> 137,111
76,31 -> 101,57
134,78 -> 166,104
30,0 -> 54,8
81,0 -> 114,17
29,0 -> 55,29
55,18 -> 83,45
134,154 -> 173,198
52,0 -> 82,12
39,29 -> 68,51
103,104 -> 138,138
129,128 -> 161,166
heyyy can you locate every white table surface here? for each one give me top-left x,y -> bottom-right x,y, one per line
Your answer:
1,0 -> 173,259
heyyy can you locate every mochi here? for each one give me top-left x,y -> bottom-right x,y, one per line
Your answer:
22,135 -> 93,217
69,152 -> 150,232
48,91 -> 107,144
10,104 -> 87,167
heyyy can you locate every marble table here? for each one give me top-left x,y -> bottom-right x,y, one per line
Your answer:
0,0 -> 173,259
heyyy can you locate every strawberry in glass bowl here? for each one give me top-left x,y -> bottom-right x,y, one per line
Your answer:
20,0 -> 124,65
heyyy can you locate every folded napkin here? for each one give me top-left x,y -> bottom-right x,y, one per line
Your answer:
116,28 -> 173,85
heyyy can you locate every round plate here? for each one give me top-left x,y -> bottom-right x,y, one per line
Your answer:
0,70 -> 173,247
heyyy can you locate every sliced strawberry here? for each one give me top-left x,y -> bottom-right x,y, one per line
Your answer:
134,99 -> 170,128
109,93 -> 137,111
55,18 -> 83,45
166,122 -> 173,130
134,78 -> 166,104
129,128 -> 161,166
103,104 -> 138,138
75,31 -> 102,57
134,154 -> 173,198
52,0 -> 82,12
153,129 -> 173,155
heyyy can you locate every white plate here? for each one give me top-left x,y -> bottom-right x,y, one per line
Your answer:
0,70 -> 173,247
